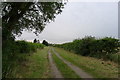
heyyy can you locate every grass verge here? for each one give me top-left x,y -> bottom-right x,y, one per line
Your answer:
53,47 -> 118,78
10,47 -> 51,78
51,50 -> 80,78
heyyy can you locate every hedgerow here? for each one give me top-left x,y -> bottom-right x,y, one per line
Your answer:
15,40 -> 44,53
55,36 -> 120,62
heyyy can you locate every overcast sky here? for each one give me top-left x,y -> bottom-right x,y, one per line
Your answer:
16,1 -> 118,44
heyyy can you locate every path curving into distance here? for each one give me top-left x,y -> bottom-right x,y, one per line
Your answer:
48,48 -> 63,78
52,48 -> 94,80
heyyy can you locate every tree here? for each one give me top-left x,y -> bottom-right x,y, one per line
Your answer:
33,38 -> 37,43
42,40 -> 49,46
2,2 -> 66,41
37,40 -> 40,43
2,1 -> 66,77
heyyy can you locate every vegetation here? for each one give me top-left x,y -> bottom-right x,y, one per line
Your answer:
42,40 -> 49,46
2,2 -> 66,78
2,2 -> 65,39
51,50 -> 80,78
16,40 -> 44,53
2,40 -> 44,78
1,1 -> 119,79
5,47 -> 50,78
55,36 -> 120,62
53,47 -> 118,78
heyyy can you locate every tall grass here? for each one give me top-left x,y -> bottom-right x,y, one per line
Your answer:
3,40 -> 44,78
107,53 -> 120,63
54,47 -> 118,78
11,47 -> 50,78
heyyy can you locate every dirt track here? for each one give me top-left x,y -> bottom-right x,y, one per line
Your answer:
52,48 -> 94,80
48,49 -> 63,78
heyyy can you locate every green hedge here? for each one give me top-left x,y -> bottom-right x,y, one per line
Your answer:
16,40 -> 44,53
55,36 -> 120,62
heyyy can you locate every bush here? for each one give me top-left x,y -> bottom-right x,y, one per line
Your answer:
54,36 -> 120,62
15,40 -> 44,53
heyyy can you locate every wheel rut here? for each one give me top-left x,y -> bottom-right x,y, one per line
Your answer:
52,48 -> 94,80
48,49 -> 63,78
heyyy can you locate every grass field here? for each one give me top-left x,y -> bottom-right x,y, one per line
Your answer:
7,46 -> 119,78
10,47 -> 51,78
51,49 -> 80,78
53,47 -> 118,78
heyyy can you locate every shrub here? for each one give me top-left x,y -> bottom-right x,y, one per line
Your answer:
54,36 -> 120,62
15,40 -> 44,53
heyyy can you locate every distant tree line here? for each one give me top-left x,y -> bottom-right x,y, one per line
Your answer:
42,40 -> 49,46
33,39 -> 40,43
54,36 -> 120,62
42,40 -> 54,46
